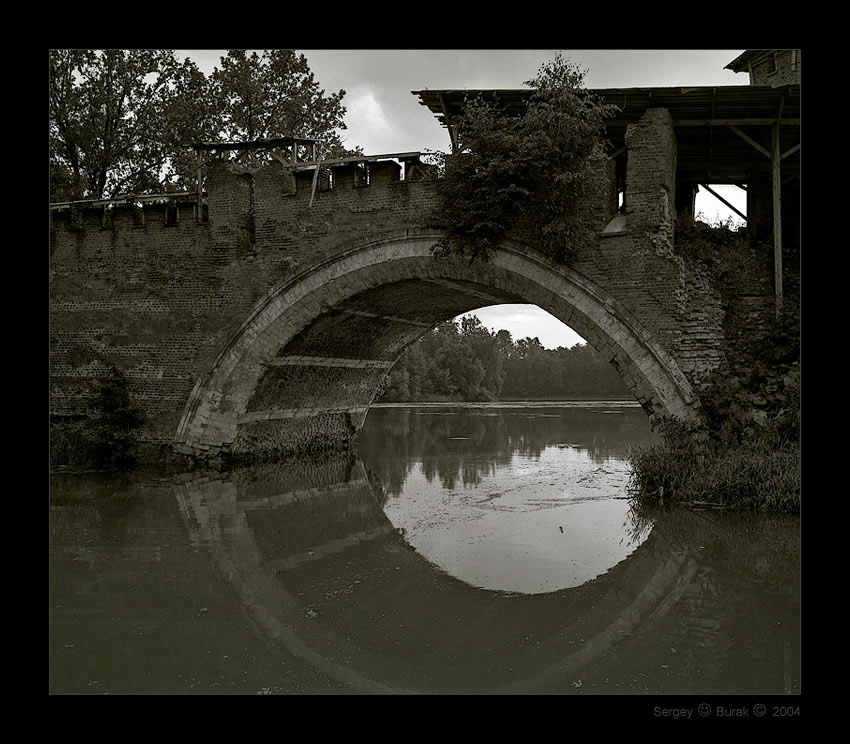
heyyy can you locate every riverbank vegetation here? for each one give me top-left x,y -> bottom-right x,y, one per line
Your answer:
627,219 -> 800,513
378,314 -> 630,403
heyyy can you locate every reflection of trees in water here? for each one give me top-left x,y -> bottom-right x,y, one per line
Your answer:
356,407 -> 653,497
359,410 -> 511,494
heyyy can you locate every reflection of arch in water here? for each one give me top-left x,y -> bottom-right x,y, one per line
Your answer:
174,456 -> 705,694
175,233 -> 698,460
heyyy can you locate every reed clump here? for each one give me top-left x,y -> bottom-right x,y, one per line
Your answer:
627,417 -> 800,513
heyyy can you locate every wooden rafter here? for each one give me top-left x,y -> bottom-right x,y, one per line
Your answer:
437,92 -> 459,153
309,153 -> 322,209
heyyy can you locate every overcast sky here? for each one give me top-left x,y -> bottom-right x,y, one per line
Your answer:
178,49 -> 749,348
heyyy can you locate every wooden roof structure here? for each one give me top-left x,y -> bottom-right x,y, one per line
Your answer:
190,135 -> 318,153
415,83 -> 800,316
412,85 -> 800,186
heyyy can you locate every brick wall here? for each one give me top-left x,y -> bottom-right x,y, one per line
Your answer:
49,108 -> 777,463
749,50 -> 801,87
49,159 -> 439,461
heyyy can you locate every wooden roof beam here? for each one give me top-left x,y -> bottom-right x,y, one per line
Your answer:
281,151 -> 423,171
437,92 -> 459,153
704,178 -> 748,190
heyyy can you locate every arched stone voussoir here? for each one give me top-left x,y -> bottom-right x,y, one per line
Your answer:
175,232 -> 699,459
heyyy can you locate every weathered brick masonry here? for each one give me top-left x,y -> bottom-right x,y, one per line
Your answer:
49,107 -> 778,464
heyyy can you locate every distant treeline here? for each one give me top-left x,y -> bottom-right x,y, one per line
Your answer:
379,315 -> 631,403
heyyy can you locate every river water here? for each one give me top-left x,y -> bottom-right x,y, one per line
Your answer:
49,403 -> 800,695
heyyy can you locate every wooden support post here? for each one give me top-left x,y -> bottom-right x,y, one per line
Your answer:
772,121 -> 783,318
309,158 -> 322,208
437,93 -> 459,153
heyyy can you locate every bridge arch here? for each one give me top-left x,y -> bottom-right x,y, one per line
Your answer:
175,230 -> 698,459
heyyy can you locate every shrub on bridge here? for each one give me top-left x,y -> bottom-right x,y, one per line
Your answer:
429,54 -> 618,265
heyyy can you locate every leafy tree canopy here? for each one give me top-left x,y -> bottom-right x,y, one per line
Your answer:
380,314 -> 631,403
50,50 -> 192,200
210,50 -> 356,162
49,49 -> 358,201
430,54 -> 619,264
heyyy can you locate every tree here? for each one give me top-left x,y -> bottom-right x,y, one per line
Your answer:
49,49 -> 358,202
378,314 -> 632,403
90,366 -> 145,467
209,50 -> 359,167
430,53 -> 619,264
49,49 -> 203,201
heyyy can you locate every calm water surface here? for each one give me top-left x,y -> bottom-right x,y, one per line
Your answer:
49,403 -> 800,695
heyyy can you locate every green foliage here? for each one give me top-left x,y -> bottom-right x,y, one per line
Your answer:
49,49 -> 356,202
429,54 -> 619,264
88,367 -> 144,467
208,50 -> 359,168
696,356 -> 800,450
379,314 -> 631,403
50,50 -> 194,200
673,216 -> 760,289
50,367 -> 145,469
627,417 -> 800,513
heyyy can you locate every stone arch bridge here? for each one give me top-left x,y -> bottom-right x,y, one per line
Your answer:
49,102 -> 797,464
